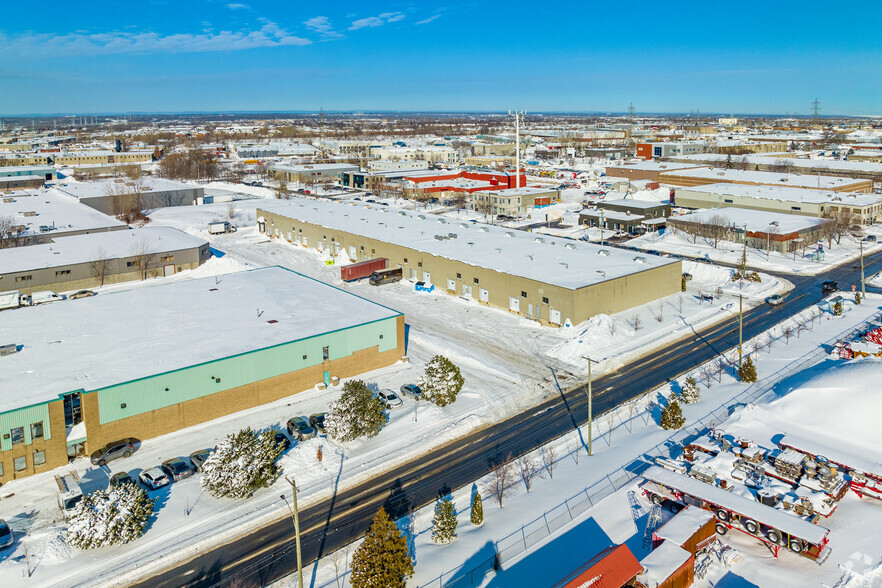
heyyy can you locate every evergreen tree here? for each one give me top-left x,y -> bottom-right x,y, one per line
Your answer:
66,484 -> 155,549
660,399 -> 686,430
432,498 -> 458,544
325,380 -> 386,442
738,356 -> 758,383
201,427 -> 283,499
834,300 -> 843,316
680,376 -> 700,404
418,355 -> 465,407
350,507 -> 414,588
855,292 -> 862,305
470,493 -> 484,527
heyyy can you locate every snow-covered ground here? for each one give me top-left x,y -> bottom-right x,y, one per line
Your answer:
274,295 -> 882,588
630,225 -> 882,276
0,184 -> 789,585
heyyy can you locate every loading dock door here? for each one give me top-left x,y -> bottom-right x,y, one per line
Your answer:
479,288 -> 489,302
349,246 -> 357,259
163,264 -> 176,277
422,271 -> 431,284
550,309 -> 562,325
509,297 -> 520,312
462,285 -> 472,298
447,279 -> 456,292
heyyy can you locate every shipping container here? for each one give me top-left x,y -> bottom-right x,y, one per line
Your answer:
341,258 -> 388,282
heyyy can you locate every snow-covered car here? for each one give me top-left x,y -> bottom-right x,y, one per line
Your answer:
309,413 -> 327,434
0,520 -> 12,550
109,472 -> 137,489
766,294 -> 784,306
287,417 -> 316,441
378,390 -> 403,409
189,449 -> 213,472
399,384 -> 422,399
69,290 -> 95,299
139,467 -> 170,490
161,458 -> 195,482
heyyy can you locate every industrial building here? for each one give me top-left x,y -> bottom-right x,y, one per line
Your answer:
0,188 -> 127,244
657,167 -> 872,192
668,152 -> 882,184
269,163 -> 359,184
471,187 -> 559,217
54,150 -> 155,167
0,226 -> 210,294
55,178 -> 204,216
579,199 -> 671,235
256,197 -> 681,326
0,165 -> 56,181
636,142 -> 706,160
604,162 -> 706,182
0,266 -> 405,481
370,146 -> 457,164
673,183 -> 882,224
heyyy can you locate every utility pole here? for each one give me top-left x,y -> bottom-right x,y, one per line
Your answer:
628,103 -> 635,119
582,356 -> 598,456
514,110 -> 521,190
860,237 -> 866,298
738,293 -> 744,369
284,478 -> 304,588
811,98 -> 821,122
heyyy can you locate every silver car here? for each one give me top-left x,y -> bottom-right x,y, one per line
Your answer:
379,389 -> 403,409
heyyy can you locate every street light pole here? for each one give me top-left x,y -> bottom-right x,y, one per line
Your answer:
738,293 -> 744,370
285,477 -> 304,588
582,355 -> 597,456
860,238 -> 866,298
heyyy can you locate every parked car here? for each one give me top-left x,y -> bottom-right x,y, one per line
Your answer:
865,235 -> 877,242
69,290 -> 95,299
378,389 -> 403,409
189,449 -> 213,472
309,413 -> 327,434
274,431 -> 292,451
287,417 -> 316,441
0,520 -> 12,550
139,467 -> 170,490
90,439 -> 135,466
161,458 -> 196,482
399,384 -> 422,399
109,472 -> 137,488
766,294 -> 784,306
822,280 -> 838,293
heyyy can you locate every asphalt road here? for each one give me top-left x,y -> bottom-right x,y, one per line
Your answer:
136,252 -> 882,588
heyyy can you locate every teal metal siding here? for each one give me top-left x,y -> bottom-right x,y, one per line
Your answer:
0,404 -> 52,451
96,316 -> 399,424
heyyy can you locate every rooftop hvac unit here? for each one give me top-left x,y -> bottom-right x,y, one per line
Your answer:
398,211 -> 406,216
480,227 -> 489,232
434,235 -> 445,241
505,231 -> 515,238
448,233 -> 457,239
598,249 -> 610,256
534,237 -> 545,243
565,243 -> 576,249
437,218 -> 447,224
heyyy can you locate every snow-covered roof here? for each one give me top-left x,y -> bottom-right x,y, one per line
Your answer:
0,266 -> 401,412
637,540 -> 691,586
607,162 -> 705,172
661,167 -> 866,190
269,163 -> 358,173
0,165 -> 54,175
677,182 -> 882,206
0,226 -> 206,275
487,187 -> 555,196
258,198 -> 678,290
579,209 -> 644,222
674,152 -> 882,174
670,207 -> 828,233
0,188 -> 126,236
56,177 -> 198,200
654,505 -> 715,545
600,198 -> 669,209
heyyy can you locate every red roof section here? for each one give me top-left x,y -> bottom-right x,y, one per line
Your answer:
552,544 -> 643,588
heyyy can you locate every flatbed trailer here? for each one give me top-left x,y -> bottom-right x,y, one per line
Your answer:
639,466 -> 831,564
780,435 -> 882,501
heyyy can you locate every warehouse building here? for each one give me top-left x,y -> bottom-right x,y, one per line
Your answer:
667,207 -> 831,253
636,141 -> 706,160
0,226 -> 210,294
657,167 -> 872,192
0,165 -> 56,181
472,187 -> 560,217
256,198 -> 681,326
269,163 -> 359,184
0,188 -> 127,244
56,178 -> 204,216
579,199 -> 671,235
673,183 -> 882,224
667,152 -> 882,184
604,162 -> 706,182
54,150 -> 155,166
0,266 -> 404,481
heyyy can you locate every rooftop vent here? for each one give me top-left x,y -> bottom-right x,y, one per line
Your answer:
479,226 -> 489,232
534,237 -> 545,243
596,270 -> 606,277
633,256 -> 646,263
598,249 -> 610,256
437,218 -> 447,224
434,235 -> 445,241
448,233 -> 457,239
565,243 -> 576,249
418,214 -> 426,219
505,231 -> 515,238
398,211 -> 407,216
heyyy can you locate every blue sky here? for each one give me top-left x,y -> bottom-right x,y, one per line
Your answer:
1,1 -> 881,115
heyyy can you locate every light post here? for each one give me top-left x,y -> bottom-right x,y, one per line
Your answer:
860,237 -> 866,299
281,478 -> 304,588
581,355 -> 598,456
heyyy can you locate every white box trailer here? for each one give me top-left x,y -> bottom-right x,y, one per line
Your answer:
0,290 -> 22,311
208,221 -> 235,235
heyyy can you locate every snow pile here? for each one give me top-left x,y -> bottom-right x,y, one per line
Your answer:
23,528 -> 73,566
627,187 -> 671,203
548,314 -> 635,365
869,272 -> 882,288
769,358 -> 882,448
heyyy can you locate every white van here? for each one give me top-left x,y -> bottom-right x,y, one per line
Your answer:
30,291 -> 65,305
55,472 -> 84,517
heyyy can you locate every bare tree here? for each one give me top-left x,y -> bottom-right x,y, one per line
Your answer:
129,240 -> 154,280
540,445 -> 557,479
517,455 -> 542,492
797,323 -> 810,338
90,247 -> 111,286
714,357 -> 727,382
0,215 -> 26,248
569,438 -> 581,464
276,179 -> 290,200
332,548 -> 349,588
490,456 -> 515,507
700,365 -> 715,387
227,202 -> 236,220
630,314 -> 642,331
783,325 -> 794,343
654,300 -> 664,322
604,413 -> 616,445
627,401 -> 638,432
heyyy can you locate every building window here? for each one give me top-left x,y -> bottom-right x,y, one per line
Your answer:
10,427 -> 24,446
403,258 -> 408,263
55,269 -> 71,276
127,261 -> 136,267
473,278 -> 479,284
791,206 -> 801,211
13,457 -> 26,472
33,450 -> 46,466
15,275 -> 32,282
521,291 -> 527,298
542,297 -> 549,304
0,463 -> 3,476
323,346 -> 329,361
161,255 -> 174,262
31,422 -> 43,439
456,273 -> 461,279
724,199 -> 733,203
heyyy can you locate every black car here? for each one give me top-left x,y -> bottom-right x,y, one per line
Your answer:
109,472 -> 137,488
90,439 -> 136,466
822,280 -> 838,293
274,431 -> 292,451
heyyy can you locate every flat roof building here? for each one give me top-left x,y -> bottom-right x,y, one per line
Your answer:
604,162 -> 706,182
56,178 -> 204,216
0,188 -> 127,244
472,187 -> 560,217
658,167 -> 872,192
0,266 -> 405,481
257,197 -> 681,326
269,163 -> 360,184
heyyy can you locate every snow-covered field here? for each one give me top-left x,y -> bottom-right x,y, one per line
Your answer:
277,295 -> 882,588
0,185 -> 791,586
630,225 -> 882,276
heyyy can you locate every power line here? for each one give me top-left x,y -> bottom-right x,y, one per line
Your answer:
627,103 -> 635,118
811,98 -> 821,120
